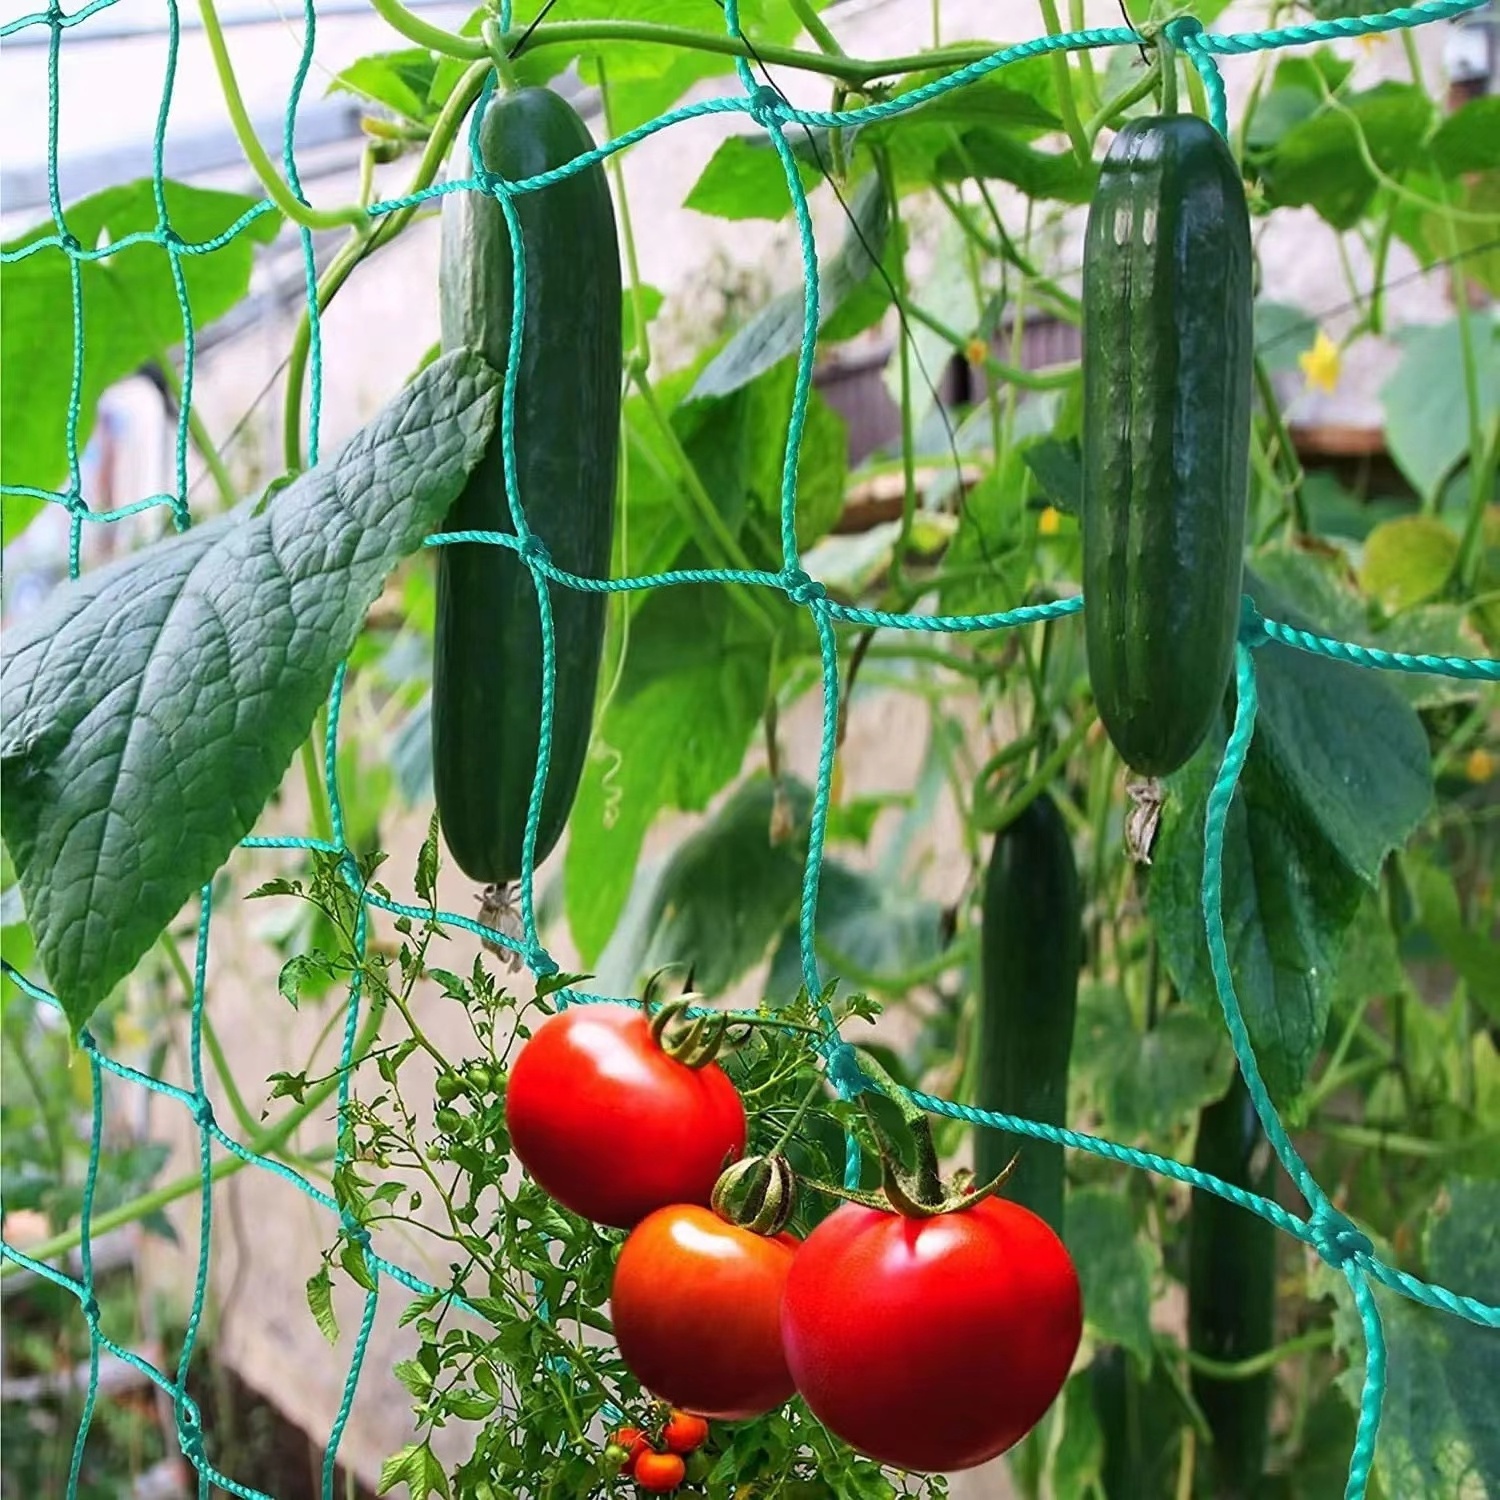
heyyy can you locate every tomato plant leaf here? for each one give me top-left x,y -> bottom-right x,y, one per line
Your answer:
1320,1180 -> 1500,1498
0,349 -> 501,1035
689,174 -> 890,402
378,1440 -> 452,1500
1065,1187 -> 1156,1373
1,180 -> 282,535
1380,314 -> 1500,505
306,1265 -> 339,1346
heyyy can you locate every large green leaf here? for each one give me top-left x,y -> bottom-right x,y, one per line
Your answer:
327,47 -> 466,125
0,349 -> 501,1033
1071,985 -> 1234,1144
634,774 -> 812,995
1249,82 -> 1435,230
1243,52 -> 1354,153
564,586 -> 775,966
688,174 -> 890,401
1428,95 -> 1500,177
1381,314 -> 1500,504
1149,570 -> 1432,1103
1064,1187 -> 1156,1373
684,134 -> 826,223
764,858 -> 947,1002
2,180 -> 283,534
1322,1180 -> 1500,1498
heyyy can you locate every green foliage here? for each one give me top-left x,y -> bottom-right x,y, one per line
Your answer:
0,350 -> 500,1032
0,180 -> 281,528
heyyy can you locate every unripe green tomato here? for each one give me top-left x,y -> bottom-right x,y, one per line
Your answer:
465,1063 -> 493,1094
435,1071 -> 465,1102
435,1106 -> 462,1133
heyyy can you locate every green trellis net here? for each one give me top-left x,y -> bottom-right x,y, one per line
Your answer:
1,0 -> 1498,1497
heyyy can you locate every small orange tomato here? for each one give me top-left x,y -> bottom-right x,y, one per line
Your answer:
608,1427 -> 648,1474
634,1450 -> 687,1492
662,1410 -> 710,1454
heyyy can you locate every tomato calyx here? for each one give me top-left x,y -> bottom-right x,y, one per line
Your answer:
711,1153 -> 796,1236
800,1045 -> 1023,1219
647,995 -> 730,1069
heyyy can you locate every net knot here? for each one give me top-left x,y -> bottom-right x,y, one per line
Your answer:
747,86 -> 788,130
342,1219 -> 372,1251
782,567 -> 827,606
474,168 -> 502,197
177,1400 -> 207,1462
822,1041 -> 871,1099
516,533 -> 551,568
81,1295 -> 101,1324
58,231 -> 82,254
526,946 -> 559,978
1309,1206 -> 1372,1270
1163,16 -> 1205,46
192,1096 -> 215,1129
1238,595 -> 1269,649
160,228 -> 185,250
79,1030 -> 98,1053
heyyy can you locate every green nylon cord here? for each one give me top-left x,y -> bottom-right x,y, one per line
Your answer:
2,2 -> 1497,1497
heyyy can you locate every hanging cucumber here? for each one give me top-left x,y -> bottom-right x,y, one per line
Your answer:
975,791 -> 1081,1237
1080,114 -> 1253,778
433,84 -> 622,886
1188,1069 -> 1277,1497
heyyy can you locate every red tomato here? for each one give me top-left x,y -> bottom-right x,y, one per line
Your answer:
780,1196 -> 1082,1473
633,1451 -> 686,1492
504,1004 -> 746,1229
610,1204 -> 799,1421
661,1410 -> 710,1454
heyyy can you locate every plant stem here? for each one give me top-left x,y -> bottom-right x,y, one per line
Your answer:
903,301 -> 1079,390
976,704 -> 1091,834
197,0 -> 365,230
368,0 -> 1015,85
790,0 -> 844,57
1037,0 -> 1091,164
1253,354 -> 1309,534
631,372 -> 781,638
153,351 -> 237,510
1,1002 -> 384,1281
1084,60 -> 1160,142
155,932 -> 262,1142
282,58 -> 490,471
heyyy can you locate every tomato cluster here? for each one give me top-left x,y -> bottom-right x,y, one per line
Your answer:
606,1409 -> 711,1492
504,1000 -> 1084,1481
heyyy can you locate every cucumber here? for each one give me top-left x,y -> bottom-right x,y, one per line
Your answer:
433,85 -> 622,886
1080,114 -> 1252,778
1188,1069 -> 1277,1497
975,791 -> 1081,1236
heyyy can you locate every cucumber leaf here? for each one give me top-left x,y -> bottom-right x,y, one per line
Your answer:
0,349 -> 501,1034
2,180 -> 282,536
1149,569 -> 1432,1103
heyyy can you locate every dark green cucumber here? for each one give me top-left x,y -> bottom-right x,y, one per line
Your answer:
1080,114 -> 1252,778
975,791 -> 1081,1236
1188,1069 -> 1277,1497
433,85 -> 622,885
